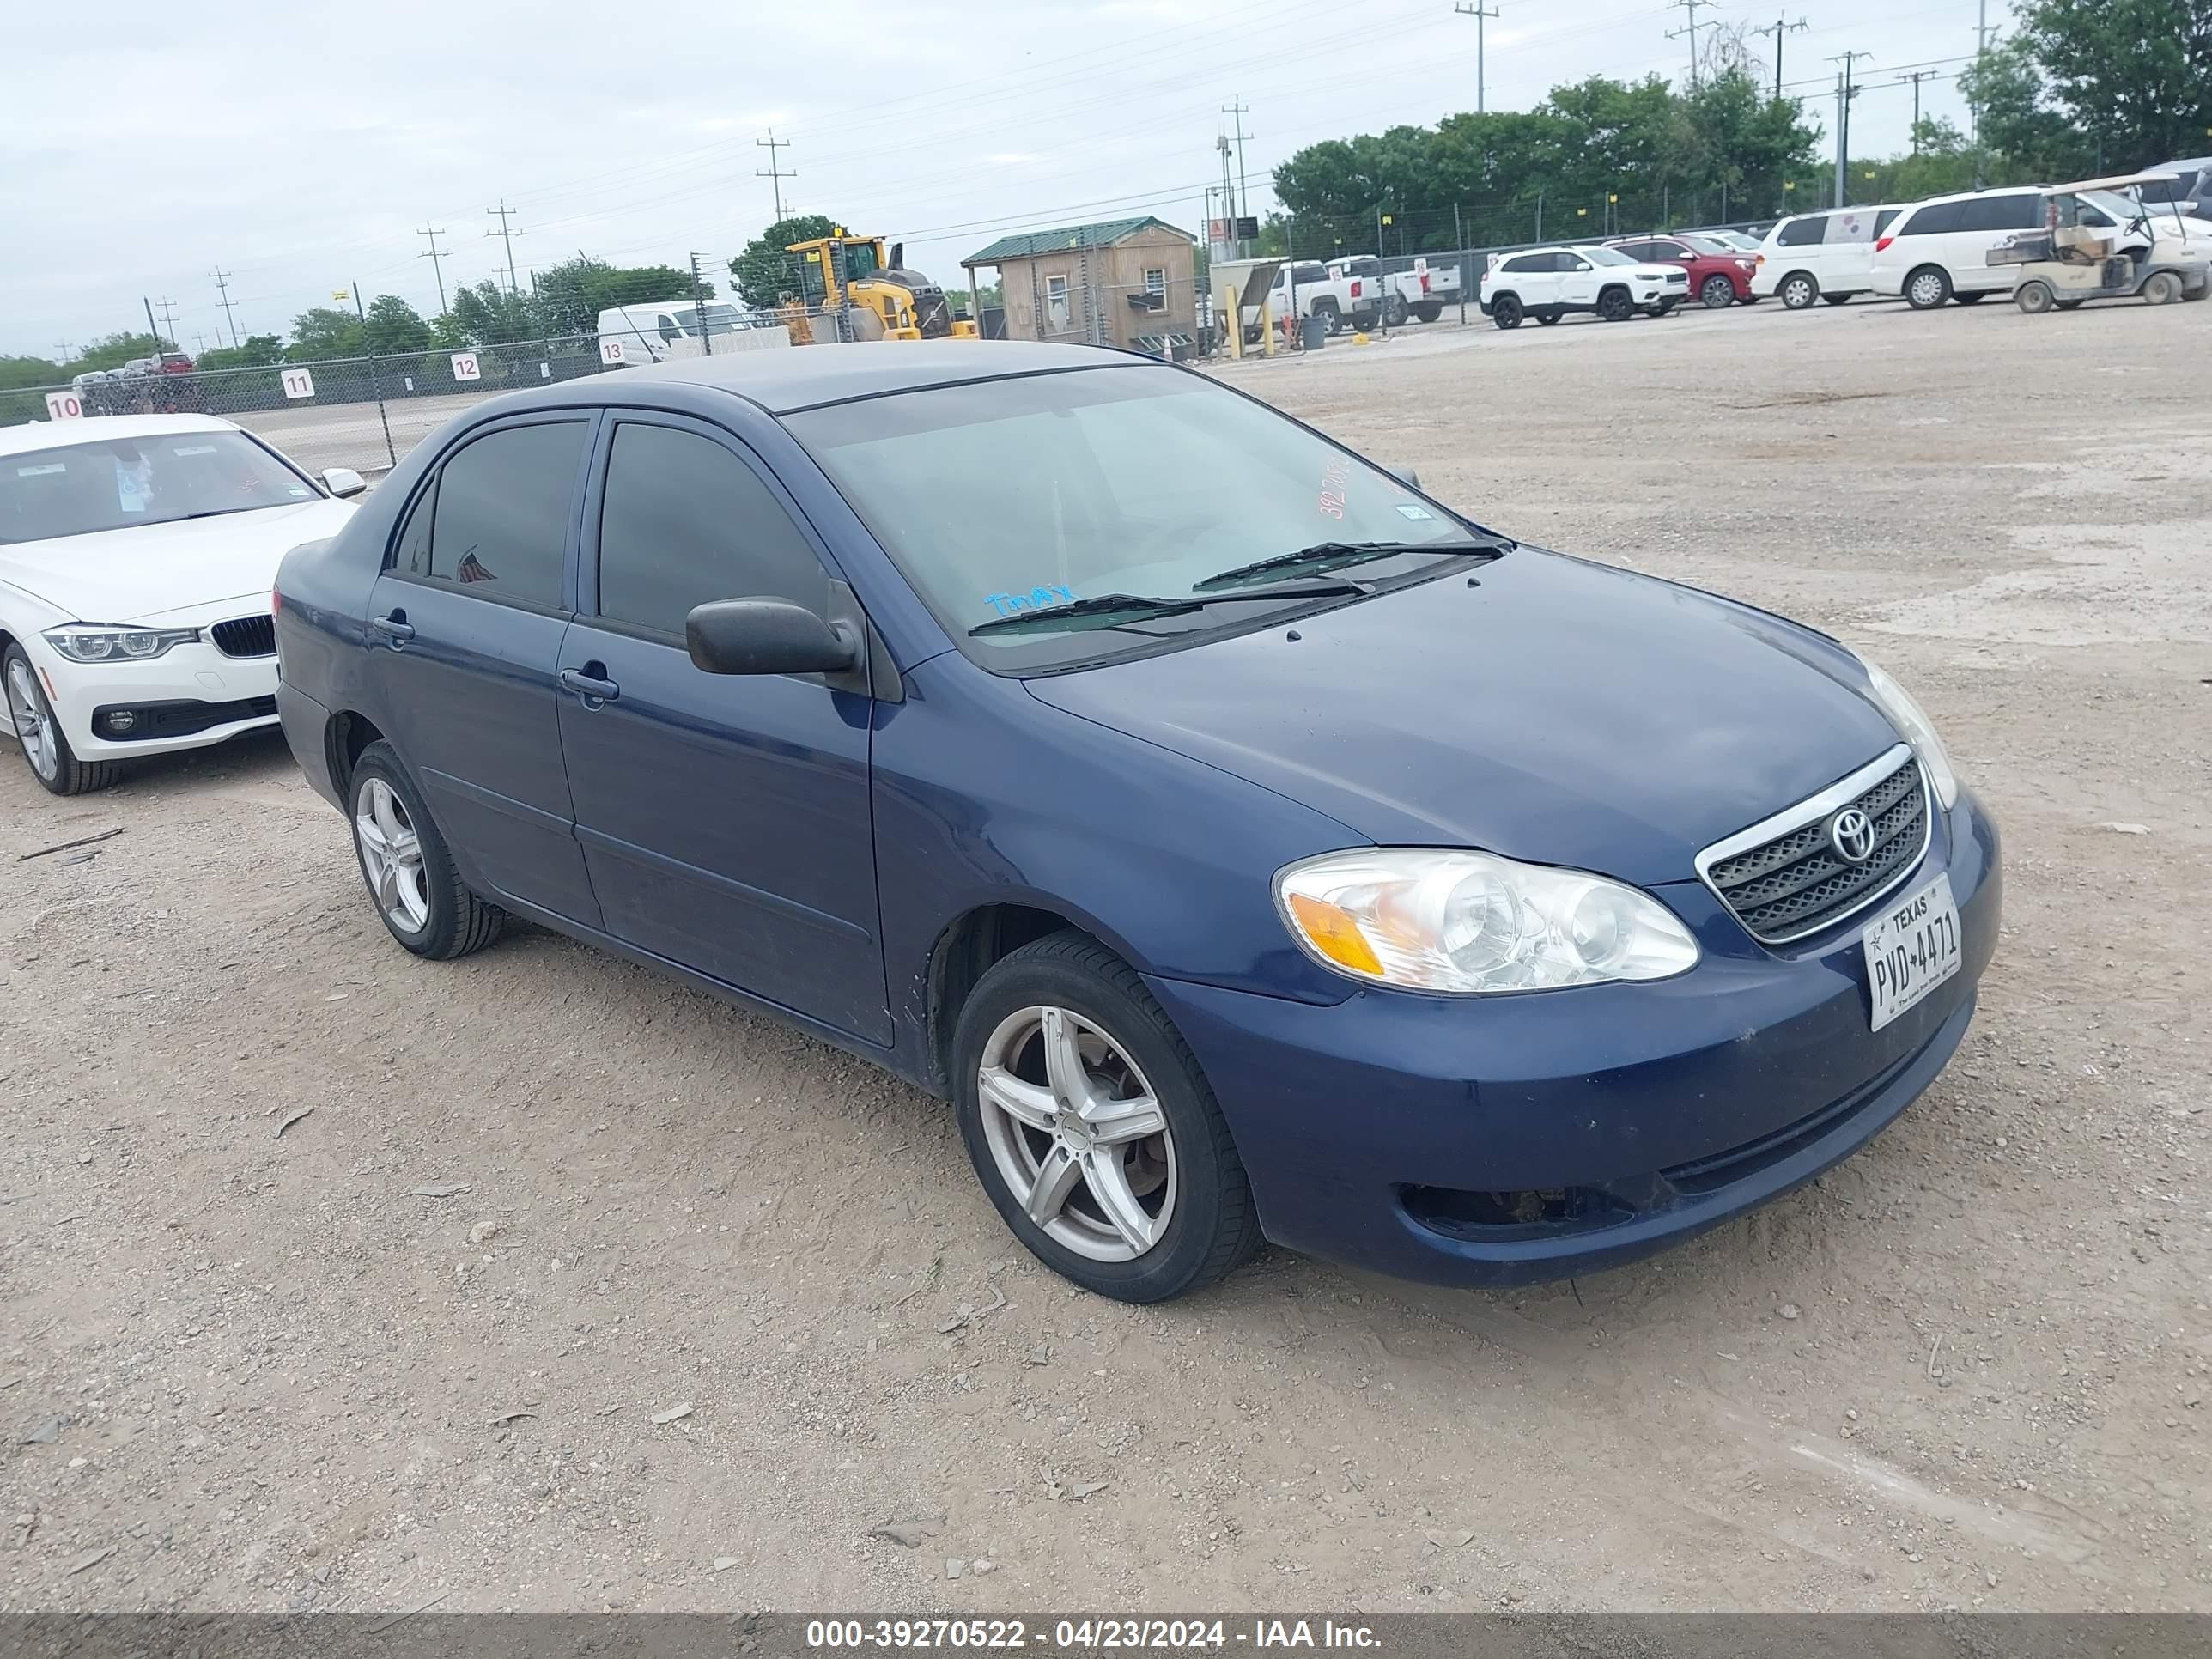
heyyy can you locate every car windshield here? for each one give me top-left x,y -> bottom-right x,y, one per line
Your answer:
785,366 -> 1482,672
675,302 -> 750,337
0,428 -> 318,544
1583,246 -> 1638,266
1679,234 -> 1734,254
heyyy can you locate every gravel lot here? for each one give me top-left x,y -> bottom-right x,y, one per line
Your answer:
4,295 -> 2208,1617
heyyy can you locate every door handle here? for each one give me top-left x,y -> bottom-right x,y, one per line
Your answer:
369,613 -> 414,645
559,667 -> 619,704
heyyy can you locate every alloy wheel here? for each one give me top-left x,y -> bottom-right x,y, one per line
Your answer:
6,659 -> 57,783
976,1005 -> 1176,1262
355,776 -> 431,933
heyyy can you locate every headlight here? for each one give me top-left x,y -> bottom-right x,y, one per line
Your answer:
43,624 -> 199,663
1860,659 -> 1959,810
1275,848 -> 1699,994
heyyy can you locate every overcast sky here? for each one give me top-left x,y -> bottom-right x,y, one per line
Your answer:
3,0 -> 2004,360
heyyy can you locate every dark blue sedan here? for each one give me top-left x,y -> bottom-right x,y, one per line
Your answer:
272,341 -> 2000,1303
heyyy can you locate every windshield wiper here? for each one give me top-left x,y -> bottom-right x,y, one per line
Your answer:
1194,538 -> 1507,592
967,580 -> 1366,638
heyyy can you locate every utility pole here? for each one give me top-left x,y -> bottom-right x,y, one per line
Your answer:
1666,0 -> 1712,89
486,200 -> 524,294
154,297 -> 181,346
1222,99 -> 1251,254
1828,52 -> 1870,209
1749,15 -> 1807,102
689,252 -> 714,356
757,128 -> 794,222
1452,3 -> 1501,114
1971,0 -> 1990,186
53,340 -> 74,365
417,224 -> 451,314
1216,132 -> 1239,253
1898,70 -> 1936,151
209,269 -> 241,348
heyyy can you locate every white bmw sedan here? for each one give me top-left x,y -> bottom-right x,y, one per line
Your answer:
2,414 -> 364,795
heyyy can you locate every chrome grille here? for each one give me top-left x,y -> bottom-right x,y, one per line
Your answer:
210,615 -> 276,659
1698,747 -> 1929,944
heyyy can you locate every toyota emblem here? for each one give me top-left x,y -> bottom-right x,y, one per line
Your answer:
1829,806 -> 1877,864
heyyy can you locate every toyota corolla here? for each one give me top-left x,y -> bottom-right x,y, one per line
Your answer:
270,342 -> 2000,1303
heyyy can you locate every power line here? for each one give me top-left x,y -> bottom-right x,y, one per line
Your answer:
1452,3 -> 1501,114
1750,15 -> 1808,102
209,268 -> 240,348
486,200 -> 525,293
757,128 -> 795,222
418,224 -> 451,314
1666,0 -> 1714,89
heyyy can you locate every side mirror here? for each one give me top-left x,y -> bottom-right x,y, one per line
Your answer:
322,466 -> 367,499
687,599 -> 860,678
1386,464 -> 1423,489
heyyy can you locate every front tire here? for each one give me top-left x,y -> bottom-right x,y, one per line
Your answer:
1822,292 -> 1852,306
1413,301 -> 1443,323
1905,266 -> 1953,309
1597,286 -> 1634,323
2142,270 -> 2185,306
1953,290 -> 1986,306
4,645 -> 116,797
1779,271 -> 1819,310
2015,279 -> 2057,315
349,740 -> 504,959
1535,311 -> 1560,325
1699,273 -> 1735,308
952,932 -> 1261,1303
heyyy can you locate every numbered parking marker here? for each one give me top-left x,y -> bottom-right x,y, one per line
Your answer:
600,339 -> 626,365
450,351 -> 481,382
281,368 -> 317,401
44,392 -> 85,421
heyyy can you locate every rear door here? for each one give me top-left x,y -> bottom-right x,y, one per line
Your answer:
364,416 -> 602,925
1952,192 -> 2039,289
557,413 -> 890,1042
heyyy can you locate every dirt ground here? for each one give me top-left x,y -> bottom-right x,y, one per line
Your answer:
5,295 -> 2208,1618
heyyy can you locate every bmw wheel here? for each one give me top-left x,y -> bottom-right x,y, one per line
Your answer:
953,932 -> 1261,1302
4,644 -> 116,797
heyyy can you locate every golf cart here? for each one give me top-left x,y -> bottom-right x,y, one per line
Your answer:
1987,172 -> 2211,313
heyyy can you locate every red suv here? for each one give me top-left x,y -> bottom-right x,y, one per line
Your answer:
1606,234 -> 1759,308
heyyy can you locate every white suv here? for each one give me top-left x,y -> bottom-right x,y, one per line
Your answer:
1753,206 -> 1903,308
1479,245 -> 1687,328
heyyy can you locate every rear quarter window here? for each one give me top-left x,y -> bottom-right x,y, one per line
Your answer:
1777,216 -> 1827,246
1499,254 -> 1547,274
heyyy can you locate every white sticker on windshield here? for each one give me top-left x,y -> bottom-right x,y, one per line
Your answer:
16,462 -> 66,477
286,486 -> 312,496
1395,502 -> 1436,520
172,444 -> 218,456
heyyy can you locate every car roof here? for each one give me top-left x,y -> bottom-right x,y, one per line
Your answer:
0,411 -> 240,459
507,339 -> 1141,416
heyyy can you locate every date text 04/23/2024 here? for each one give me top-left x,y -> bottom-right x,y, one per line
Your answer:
803,1618 -> 1381,1650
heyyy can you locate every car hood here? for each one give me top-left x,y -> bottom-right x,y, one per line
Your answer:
0,498 -> 356,624
1024,550 -> 1905,886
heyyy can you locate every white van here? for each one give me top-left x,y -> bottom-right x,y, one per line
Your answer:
1871,185 -> 2212,309
594,300 -> 788,364
1752,205 -> 1903,308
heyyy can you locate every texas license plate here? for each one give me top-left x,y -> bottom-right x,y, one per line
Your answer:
1861,873 -> 1962,1031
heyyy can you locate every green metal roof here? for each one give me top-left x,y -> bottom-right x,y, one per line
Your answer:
963,216 -> 1194,266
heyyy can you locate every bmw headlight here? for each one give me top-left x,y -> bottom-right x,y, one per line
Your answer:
1860,659 -> 1959,810
1275,848 -> 1699,994
43,624 -> 199,663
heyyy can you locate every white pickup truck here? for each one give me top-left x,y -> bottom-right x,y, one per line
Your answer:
1328,255 -> 1462,325
1237,259 -> 1380,339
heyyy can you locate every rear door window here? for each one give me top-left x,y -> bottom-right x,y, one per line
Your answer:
1900,201 -> 1966,235
421,421 -> 589,608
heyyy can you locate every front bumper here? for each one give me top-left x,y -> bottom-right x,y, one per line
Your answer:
44,641 -> 280,759
1151,790 -> 2002,1288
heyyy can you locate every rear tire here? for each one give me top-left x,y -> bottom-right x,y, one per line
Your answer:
1699,273 -> 1735,308
1491,295 -> 1522,330
951,931 -> 1263,1303
1382,293 -> 1408,328
1779,272 -> 1819,310
1905,265 -> 1952,310
2015,279 -> 2057,315
4,645 -> 117,797
1535,311 -> 1560,325
348,740 -> 505,959
1315,299 -> 1343,337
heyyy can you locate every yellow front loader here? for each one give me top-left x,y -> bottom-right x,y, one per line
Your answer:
786,231 -> 981,342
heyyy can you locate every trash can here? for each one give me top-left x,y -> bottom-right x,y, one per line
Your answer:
1300,313 -> 1328,351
